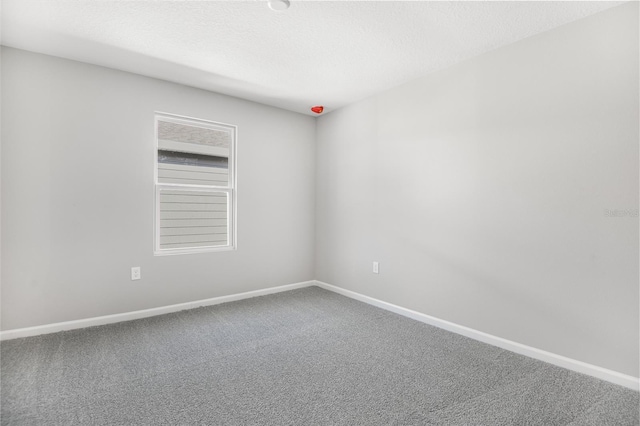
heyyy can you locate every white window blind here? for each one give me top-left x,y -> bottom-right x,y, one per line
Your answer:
154,113 -> 236,255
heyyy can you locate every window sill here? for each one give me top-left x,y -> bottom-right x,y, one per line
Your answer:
154,245 -> 237,256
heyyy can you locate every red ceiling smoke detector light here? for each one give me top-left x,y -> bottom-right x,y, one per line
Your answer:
311,106 -> 324,114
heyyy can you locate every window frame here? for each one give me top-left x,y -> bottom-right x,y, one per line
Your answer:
153,112 -> 237,256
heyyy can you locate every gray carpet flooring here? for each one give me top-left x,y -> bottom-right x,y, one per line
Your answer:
1,286 -> 638,425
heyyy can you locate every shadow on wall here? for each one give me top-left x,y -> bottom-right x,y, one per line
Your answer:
10,30 -> 296,104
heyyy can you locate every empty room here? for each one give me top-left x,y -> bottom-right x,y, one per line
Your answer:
1,0 -> 638,424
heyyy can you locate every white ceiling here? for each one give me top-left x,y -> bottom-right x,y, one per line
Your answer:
1,1 -> 624,116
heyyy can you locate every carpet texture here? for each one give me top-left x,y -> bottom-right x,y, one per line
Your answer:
1,286 -> 638,425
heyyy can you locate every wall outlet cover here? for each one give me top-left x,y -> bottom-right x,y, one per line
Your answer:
131,267 -> 141,280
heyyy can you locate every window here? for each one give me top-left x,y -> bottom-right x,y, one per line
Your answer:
154,113 -> 236,255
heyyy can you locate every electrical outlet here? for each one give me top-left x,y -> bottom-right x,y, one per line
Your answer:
373,261 -> 379,274
131,267 -> 141,281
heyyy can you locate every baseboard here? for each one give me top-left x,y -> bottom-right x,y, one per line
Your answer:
3,279 -> 637,391
0,280 -> 316,341
315,280 -> 639,391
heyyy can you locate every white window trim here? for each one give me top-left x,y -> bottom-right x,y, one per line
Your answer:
153,112 -> 237,256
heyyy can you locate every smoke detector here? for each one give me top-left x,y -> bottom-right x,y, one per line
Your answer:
268,0 -> 290,11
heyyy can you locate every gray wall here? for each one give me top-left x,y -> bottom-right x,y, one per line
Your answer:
1,47 -> 316,330
315,3 -> 639,376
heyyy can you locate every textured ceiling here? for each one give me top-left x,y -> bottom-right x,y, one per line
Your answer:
1,1 -> 625,116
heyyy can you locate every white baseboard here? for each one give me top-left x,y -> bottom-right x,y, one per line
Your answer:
0,280 -> 315,341
315,280 -> 639,391
3,279 -> 637,391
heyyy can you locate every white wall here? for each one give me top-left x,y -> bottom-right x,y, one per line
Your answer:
1,47 -> 316,330
316,3 -> 639,377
